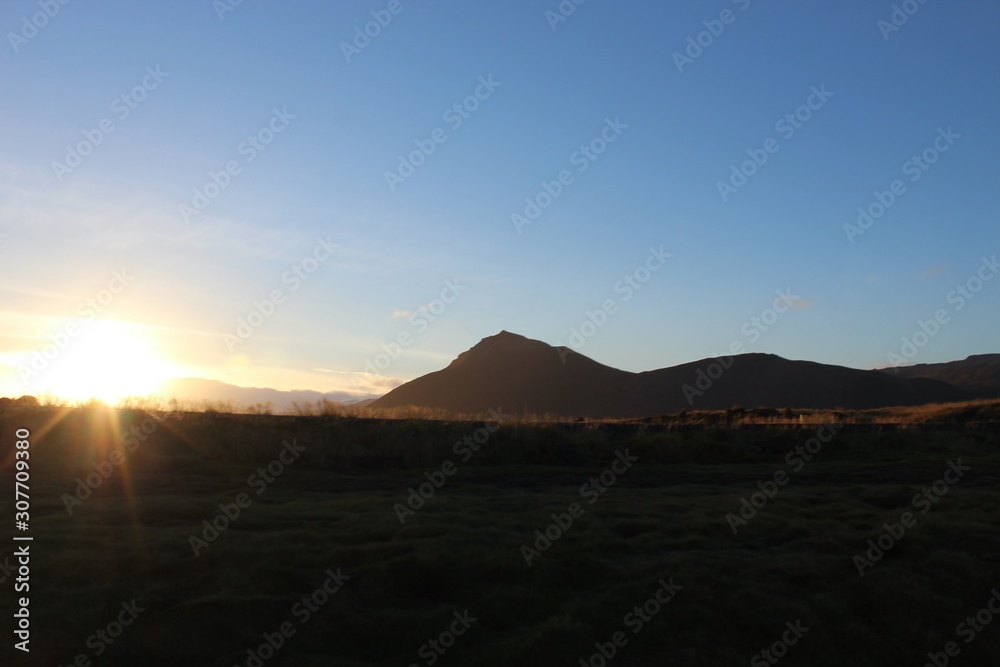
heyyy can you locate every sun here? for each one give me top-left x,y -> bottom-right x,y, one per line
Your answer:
43,320 -> 182,404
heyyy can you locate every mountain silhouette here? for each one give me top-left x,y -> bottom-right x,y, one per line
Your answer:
153,378 -> 375,411
371,331 -> 971,418
883,354 -> 1000,399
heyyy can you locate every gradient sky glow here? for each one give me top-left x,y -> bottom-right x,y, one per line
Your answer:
1,0 -> 998,401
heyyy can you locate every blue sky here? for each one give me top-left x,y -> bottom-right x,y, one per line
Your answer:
1,0 -> 998,400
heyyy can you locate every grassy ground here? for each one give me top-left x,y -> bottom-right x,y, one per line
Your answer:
1,404 -> 999,666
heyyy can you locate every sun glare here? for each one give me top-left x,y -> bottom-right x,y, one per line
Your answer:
43,320 -> 182,404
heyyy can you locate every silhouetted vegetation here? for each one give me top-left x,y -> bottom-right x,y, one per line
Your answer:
1,401 -> 998,666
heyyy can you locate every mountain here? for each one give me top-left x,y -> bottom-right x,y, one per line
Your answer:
152,378 -> 376,412
883,354 -> 1000,398
371,331 -> 971,418
371,330 -> 634,417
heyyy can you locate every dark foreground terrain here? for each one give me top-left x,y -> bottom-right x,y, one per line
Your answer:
1,402 -> 999,666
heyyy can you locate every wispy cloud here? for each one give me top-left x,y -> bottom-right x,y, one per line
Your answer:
919,263 -> 947,280
344,371 -> 405,395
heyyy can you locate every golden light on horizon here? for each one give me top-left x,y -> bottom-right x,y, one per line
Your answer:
42,320 -> 183,404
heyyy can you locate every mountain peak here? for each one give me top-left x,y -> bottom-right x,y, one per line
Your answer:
454,331 -> 553,366
479,329 -> 541,344
485,330 -> 530,342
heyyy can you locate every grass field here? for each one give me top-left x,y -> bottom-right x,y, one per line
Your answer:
2,402 -> 999,666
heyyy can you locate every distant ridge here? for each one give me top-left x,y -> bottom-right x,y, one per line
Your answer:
883,354 -> 1000,399
152,378 -> 376,412
371,331 -> 973,418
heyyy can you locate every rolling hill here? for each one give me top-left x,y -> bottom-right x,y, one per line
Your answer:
883,354 -> 1000,399
151,378 -> 376,412
371,331 -> 971,418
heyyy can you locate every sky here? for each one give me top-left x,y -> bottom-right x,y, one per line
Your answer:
0,0 -> 998,402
